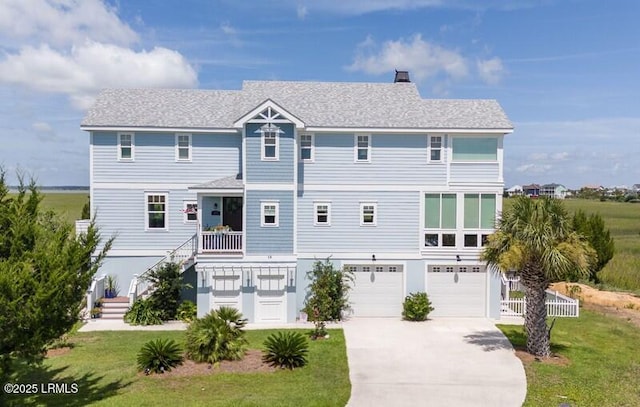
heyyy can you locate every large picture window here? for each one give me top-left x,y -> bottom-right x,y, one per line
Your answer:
452,137 -> 497,161
464,194 -> 496,229
424,193 -> 457,247
146,194 -> 167,230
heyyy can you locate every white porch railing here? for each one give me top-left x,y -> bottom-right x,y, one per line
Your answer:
129,234 -> 198,306
201,231 -> 243,253
501,293 -> 580,318
86,273 -> 106,316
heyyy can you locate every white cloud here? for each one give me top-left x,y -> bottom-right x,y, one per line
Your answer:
297,4 -> 309,19
220,22 -> 237,35
347,34 -> 468,82
516,163 -> 552,173
551,152 -> 569,160
477,57 -> 504,84
0,42 -> 198,109
0,0 -> 137,47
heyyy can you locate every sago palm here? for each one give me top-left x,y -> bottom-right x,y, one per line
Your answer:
482,196 -> 594,357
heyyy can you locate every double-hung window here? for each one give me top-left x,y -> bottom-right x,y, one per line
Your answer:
118,133 -> 134,160
424,193 -> 456,247
261,202 -> 279,227
429,135 -> 442,162
176,133 -> 191,161
360,202 -> 377,226
260,125 -> 280,160
355,135 -> 370,162
146,193 -> 168,230
183,201 -> 197,223
300,134 -> 314,161
314,202 -> 331,226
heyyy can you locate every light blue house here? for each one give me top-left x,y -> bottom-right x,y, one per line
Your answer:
81,72 -> 513,322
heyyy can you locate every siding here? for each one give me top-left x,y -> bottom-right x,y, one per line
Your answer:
449,162 -> 500,183
299,134 -> 446,186
93,188 -> 198,251
297,191 -> 420,253
92,132 -> 241,183
245,123 -> 295,183
245,190 -> 294,254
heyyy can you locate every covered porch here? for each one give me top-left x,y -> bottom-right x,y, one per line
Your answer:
190,174 -> 245,255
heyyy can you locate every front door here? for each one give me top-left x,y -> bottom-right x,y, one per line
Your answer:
223,197 -> 243,232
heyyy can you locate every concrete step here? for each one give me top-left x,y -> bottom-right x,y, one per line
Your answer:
102,301 -> 129,309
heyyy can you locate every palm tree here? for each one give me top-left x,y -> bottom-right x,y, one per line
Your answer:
482,196 -> 594,357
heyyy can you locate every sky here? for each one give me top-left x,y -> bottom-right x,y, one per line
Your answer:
1,0 -> 639,189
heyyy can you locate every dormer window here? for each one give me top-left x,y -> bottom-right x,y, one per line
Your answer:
257,123 -> 282,161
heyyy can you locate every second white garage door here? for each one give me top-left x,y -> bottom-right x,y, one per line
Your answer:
427,265 -> 487,317
347,264 -> 404,317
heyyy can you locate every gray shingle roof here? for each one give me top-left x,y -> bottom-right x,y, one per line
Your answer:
190,174 -> 243,190
82,80 -> 512,130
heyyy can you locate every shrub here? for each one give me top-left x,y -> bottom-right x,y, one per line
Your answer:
146,261 -> 191,321
124,298 -> 163,326
177,300 -> 197,323
303,259 -> 353,337
185,307 -> 248,364
572,210 -> 615,282
262,331 -> 309,369
137,338 -> 183,374
402,292 -> 434,321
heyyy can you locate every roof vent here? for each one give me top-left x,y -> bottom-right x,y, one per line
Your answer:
394,70 -> 410,83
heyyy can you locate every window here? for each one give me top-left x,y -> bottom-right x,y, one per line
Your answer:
360,203 -> 377,226
176,133 -> 191,161
452,137 -> 498,161
146,194 -> 167,230
261,202 -> 279,227
314,202 -> 331,226
118,133 -> 134,160
389,266 -> 397,273
429,135 -> 442,162
464,234 -> 478,247
375,266 -> 384,273
300,134 -> 314,161
424,193 -> 457,248
464,194 -> 496,229
183,201 -> 197,223
355,135 -> 370,162
442,234 -> 456,247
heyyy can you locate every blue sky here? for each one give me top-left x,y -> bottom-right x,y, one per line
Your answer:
1,0 -> 639,188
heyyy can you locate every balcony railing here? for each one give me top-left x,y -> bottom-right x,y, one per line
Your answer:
201,231 -> 243,253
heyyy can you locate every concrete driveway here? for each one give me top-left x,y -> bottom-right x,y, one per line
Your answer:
343,318 -> 526,407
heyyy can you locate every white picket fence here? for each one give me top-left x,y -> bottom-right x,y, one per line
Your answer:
501,290 -> 580,318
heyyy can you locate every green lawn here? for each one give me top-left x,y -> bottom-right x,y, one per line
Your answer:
5,329 -> 350,407
498,309 -> 640,406
8,192 -> 88,226
505,198 -> 640,291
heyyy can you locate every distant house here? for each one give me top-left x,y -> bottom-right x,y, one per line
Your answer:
632,184 -> 640,193
540,183 -> 568,199
505,185 -> 523,196
522,184 -> 541,197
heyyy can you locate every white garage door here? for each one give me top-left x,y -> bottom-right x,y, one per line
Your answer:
347,264 -> 404,317
254,268 -> 288,323
427,265 -> 486,317
210,268 -> 242,314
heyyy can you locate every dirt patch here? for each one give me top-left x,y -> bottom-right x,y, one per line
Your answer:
514,347 -> 570,367
550,282 -> 640,328
149,350 -> 276,378
46,347 -> 72,358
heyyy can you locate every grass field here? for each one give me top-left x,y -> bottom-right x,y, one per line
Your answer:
5,329 -> 350,407
505,198 -> 640,291
8,192 -> 88,226
499,309 -> 640,406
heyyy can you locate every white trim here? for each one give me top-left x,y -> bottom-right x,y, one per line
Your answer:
313,202 -> 331,226
293,128 -> 298,254
360,202 -> 377,226
192,188 -> 244,195
260,201 -> 279,227
81,126 -> 237,133
299,133 -> 314,162
175,133 -> 192,162
89,132 -> 94,218
305,126 -> 513,134
354,134 -> 371,163
183,200 -> 198,224
497,135 -> 504,183
245,183 -> 294,191
144,192 -> 169,231
233,99 -> 305,128
117,132 -> 134,161
242,126 -> 247,186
